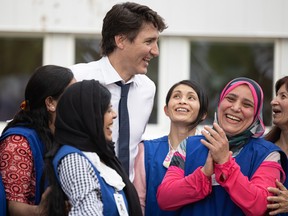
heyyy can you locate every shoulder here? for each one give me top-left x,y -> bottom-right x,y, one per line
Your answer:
0,134 -> 31,153
185,135 -> 206,154
249,138 -> 280,151
59,153 -> 94,176
243,138 -> 285,161
1,126 -> 35,136
60,152 -> 90,166
1,127 -> 39,144
186,135 -> 204,143
144,136 -> 168,144
143,136 -> 168,150
69,58 -> 106,81
69,61 -> 100,71
1,134 -> 28,143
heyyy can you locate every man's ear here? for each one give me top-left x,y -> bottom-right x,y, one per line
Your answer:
45,96 -> 56,112
114,34 -> 126,49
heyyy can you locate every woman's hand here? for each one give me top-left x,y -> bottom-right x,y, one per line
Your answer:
8,186 -> 52,216
200,122 -> 230,164
37,186 -> 52,215
201,151 -> 214,177
267,179 -> 288,215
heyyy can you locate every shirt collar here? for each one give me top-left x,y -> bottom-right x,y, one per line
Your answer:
102,56 -> 136,86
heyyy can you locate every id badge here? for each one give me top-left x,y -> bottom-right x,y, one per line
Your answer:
114,192 -> 129,216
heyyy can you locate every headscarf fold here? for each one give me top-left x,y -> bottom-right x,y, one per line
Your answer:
215,77 -> 265,153
55,79 -> 114,158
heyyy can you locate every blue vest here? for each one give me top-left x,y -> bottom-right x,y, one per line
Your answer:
0,126 -> 44,216
180,135 -> 287,216
144,136 -> 180,216
53,145 -> 128,216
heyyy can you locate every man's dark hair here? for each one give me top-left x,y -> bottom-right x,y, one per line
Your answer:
101,2 -> 167,56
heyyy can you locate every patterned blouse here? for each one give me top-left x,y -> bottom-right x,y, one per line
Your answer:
0,135 -> 36,204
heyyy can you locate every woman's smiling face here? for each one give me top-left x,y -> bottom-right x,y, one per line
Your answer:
271,84 -> 288,130
217,84 -> 255,136
164,84 -> 201,126
103,104 -> 117,142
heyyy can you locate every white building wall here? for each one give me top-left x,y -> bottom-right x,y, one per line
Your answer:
1,0 -> 288,37
1,0 -> 288,137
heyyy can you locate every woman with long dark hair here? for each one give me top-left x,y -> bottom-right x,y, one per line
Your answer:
0,65 -> 75,215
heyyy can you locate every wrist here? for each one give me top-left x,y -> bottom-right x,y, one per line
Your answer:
201,167 -> 212,177
215,155 -> 230,165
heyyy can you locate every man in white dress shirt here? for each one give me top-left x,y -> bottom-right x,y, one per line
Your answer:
69,2 -> 167,180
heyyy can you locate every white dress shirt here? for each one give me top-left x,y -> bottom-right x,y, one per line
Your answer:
69,56 -> 156,180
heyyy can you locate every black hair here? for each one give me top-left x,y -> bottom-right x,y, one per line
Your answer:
3,64 -> 74,153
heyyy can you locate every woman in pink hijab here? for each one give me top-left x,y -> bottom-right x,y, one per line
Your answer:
157,77 -> 287,216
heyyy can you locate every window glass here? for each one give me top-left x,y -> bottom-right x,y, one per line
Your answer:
147,57 -> 158,124
0,37 -> 43,121
189,41 -> 273,125
75,38 -> 101,63
75,38 -> 159,123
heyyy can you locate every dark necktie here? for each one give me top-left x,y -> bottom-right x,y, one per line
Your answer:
116,81 -> 131,175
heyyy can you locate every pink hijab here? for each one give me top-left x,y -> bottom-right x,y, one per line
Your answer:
215,77 -> 266,152
217,77 -> 265,138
